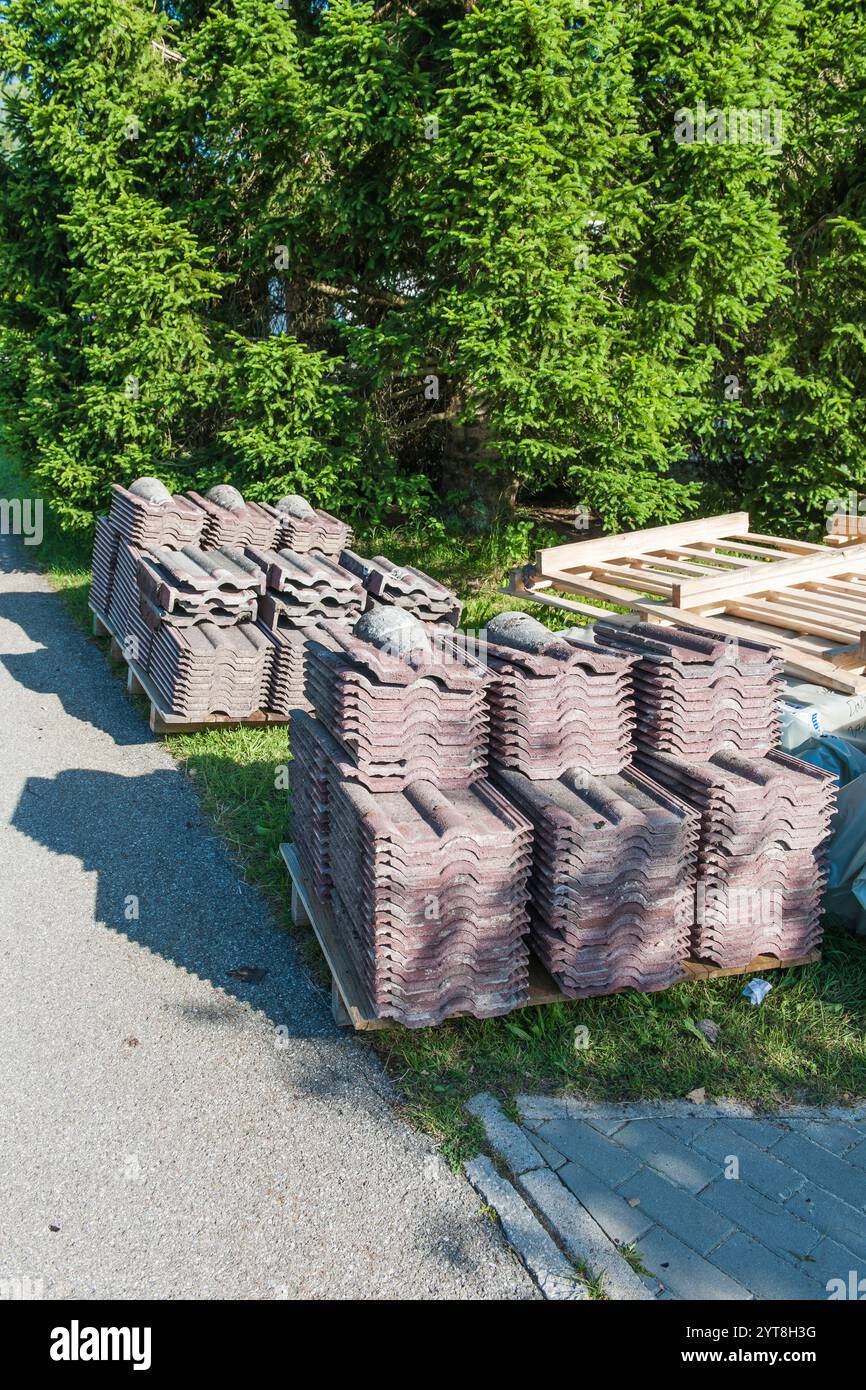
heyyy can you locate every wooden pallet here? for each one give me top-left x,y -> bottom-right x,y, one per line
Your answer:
90,603 -> 290,736
508,512 -> 866,694
279,843 -> 819,1031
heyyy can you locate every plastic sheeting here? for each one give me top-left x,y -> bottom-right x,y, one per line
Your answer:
794,733 -> 866,786
795,734 -> 866,937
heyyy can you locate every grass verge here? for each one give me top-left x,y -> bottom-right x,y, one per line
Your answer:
3,453 -> 865,1168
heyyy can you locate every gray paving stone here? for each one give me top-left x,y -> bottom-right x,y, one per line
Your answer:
701,1178 -> 821,1264
573,1112 -> 630,1137
799,1235 -> 865,1294
785,1185 -> 866,1259
773,1132 -> 866,1212
843,1138 -> 866,1170
691,1121 -> 806,1201
518,1167 -> 655,1300
818,1105 -> 866,1122
519,1097 -> 632,1134
464,1156 -> 587,1300
776,1103 -> 866,1122
466,1093 -> 546,1176
616,1167 -> 735,1255
525,1130 -> 568,1171
516,1095 -> 575,1127
708,1231 -> 825,1300
532,1118 -> 640,1187
611,1120 -> 718,1194
559,1160 -> 654,1246
784,1119 -> 866,1156
721,1117 -> 788,1151
636,1227 -> 752,1301
654,1114 -> 714,1147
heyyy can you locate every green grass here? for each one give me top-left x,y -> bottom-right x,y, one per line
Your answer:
4,451 -> 866,1167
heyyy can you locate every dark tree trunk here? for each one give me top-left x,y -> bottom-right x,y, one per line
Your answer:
439,391 -> 517,528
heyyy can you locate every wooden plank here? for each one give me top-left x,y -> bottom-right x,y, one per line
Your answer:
724,597 -> 862,645
542,567 -> 667,608
504,568 -> 625,622
731,531 -> 829,554
126,664 -> 146,697
790,581 -> 866,611
565,562 -> 676,598
766,586 -> 866,623
290,881 -> 311,929
92,609 -> 110,638
826,531 -> 866,547
536,512 -> 749,574
818,575 -> 866,597
604,556 -> 729,580
641,550 -> 743,576
673,544 -> 866,607
331,980 -> 353,1028
827,641 -> 866,671
702,538 -> 821,561
673,545 -> 756,568
683,950 -> 820,981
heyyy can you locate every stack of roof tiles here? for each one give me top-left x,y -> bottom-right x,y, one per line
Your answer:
107,480 -> 205,549
269,495 -> 352,557
91,479 -> 206,622
291,710 -> 532,1027
339,549 -> 462,626
91,516 -> 122,617
132,546 -> 269,719
187,485 -> 279,551
90,478 -> 360,722
137,545 -> 265,626
107,541 -> 155,670
494,765 -> 698,997
148,621 -> 276,722
304,608 -> 490,789
259,625 -> 313,717
594,622 -> 783,758
103,539 -> 274,719
289,710 -> 336,902
481,612 -> 635,778
291,607 -> 533,1025
636,748 -> 835,967
578,619 -> 834,965
250,548 -> 365,715
251,548 -> 364,630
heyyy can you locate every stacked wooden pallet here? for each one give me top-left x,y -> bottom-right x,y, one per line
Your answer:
506,512 -> 866,695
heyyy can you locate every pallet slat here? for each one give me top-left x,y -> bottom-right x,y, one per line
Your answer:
673,544 -> 866,606
536,512 -> 750,573
523,512 -> 866,692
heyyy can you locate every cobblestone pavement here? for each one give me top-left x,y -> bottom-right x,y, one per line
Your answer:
466,1093 -> 866,1300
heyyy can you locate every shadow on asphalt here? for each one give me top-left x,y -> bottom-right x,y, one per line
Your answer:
0,586 -> 152,747
11,767 -> 337,1048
